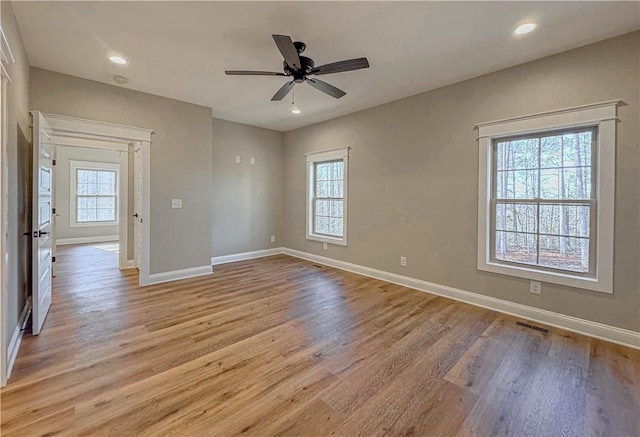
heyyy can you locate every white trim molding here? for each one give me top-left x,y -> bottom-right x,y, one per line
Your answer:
474,100 -> 623,138
6,301 -> 30,382
6,326 -> 22,381
475,100 -> 622,293
211,247 -> 284,266
282,248 -> 640,350
56,235 -> 119,246
148,265 -> 213,285
123,259 -> 136,269
42,112 -> 153,144
0,21 -> 16,387
0,26 -> 15,66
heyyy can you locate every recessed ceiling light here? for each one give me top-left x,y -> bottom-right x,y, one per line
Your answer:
291,108 -> 301,115
514,22 -> 537,35
109,55 -> 127,65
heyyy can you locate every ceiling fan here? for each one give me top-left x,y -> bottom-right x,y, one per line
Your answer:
225,34 -> 370,101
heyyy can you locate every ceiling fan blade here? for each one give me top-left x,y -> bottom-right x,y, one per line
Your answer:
272,34 -> 301,71
225,70 -> 286,76
271,80 -> 296,101
311,57 -> 370,75
307,78 -> 346,99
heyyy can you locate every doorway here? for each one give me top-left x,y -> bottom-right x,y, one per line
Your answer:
28,111 -> 152,338
52,146 -> 126,276
38,111 -> 152,286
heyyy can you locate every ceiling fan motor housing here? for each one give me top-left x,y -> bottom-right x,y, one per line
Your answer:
293,41 -> 306,53
284,55 -> 315,82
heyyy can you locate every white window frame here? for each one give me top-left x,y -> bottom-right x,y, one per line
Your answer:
476,100 -> 621,293
306,147 -> 350,246
69,160 -> 119,228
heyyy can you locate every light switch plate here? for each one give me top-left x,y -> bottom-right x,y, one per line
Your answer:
235,155 -> 240,164
250,157 -> 255,165
171,199 -> 182,209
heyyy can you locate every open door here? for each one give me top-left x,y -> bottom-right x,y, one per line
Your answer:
31,111 -> 53,335
51,144 -> 57,277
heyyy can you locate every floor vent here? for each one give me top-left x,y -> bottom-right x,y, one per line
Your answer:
313,264 -> 324,269
516,321 -> 550,334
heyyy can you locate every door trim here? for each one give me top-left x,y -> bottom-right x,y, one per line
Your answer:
37,112 -> 153,285
0,21 -> 15,387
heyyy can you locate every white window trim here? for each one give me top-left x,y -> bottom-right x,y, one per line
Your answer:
69,160 -> 119,228
306,147 -> 350,246
476,100 -> 622,294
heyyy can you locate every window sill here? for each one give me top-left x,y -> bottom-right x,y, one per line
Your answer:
306,233 -> 347,247
70,221 -> 119,228
478,260 -> 611,294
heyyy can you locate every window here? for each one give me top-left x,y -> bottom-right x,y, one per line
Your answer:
477,101 -> 620,293
492,128 -> 595,274
306,147 -> 349,246
70,160 -> 119,227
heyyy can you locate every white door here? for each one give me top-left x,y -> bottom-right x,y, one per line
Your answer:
133,145 -> 142,269
31,111 -> 53,335
51,145 -> 57,277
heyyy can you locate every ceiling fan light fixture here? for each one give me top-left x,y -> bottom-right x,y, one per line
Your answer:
514,22 -> 537,35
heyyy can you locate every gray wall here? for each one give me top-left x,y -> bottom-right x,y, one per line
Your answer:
30,68 -> 213,274
212,118 -> 284,256
54,146 -> 120,241
2,1 -> 31,348
283,32 -> 640,332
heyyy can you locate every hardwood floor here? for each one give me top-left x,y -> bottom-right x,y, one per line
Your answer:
1,244 -> 638,436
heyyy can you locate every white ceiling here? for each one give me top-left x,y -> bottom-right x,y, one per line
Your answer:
12,1 -> 640,132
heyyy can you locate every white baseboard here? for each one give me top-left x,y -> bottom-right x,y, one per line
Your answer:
211,247 -> 284,266
148,265 -> 213,285
283,248 -> 640,350
56,235 -> 119,246
121,259 -> 136,270
6,326 -> 22,380
6,302 -> 30,380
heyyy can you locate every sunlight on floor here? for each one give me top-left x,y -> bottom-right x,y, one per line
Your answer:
92,242 -> 119,254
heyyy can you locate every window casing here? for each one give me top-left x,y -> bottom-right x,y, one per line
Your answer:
306,147 -> 349,246
477,101 -> 620,293
69,160 -> 119,227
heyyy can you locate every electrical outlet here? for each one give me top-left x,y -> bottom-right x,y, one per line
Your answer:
270,235 -> 275,243
400,256 -> 407,267
235,155 -> 240,163
171,199 -> 182,209
323,242 -> 328,250
250,157 -> 255,165
530,281 -> 541,295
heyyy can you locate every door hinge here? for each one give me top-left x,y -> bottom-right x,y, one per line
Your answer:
52,207 -> 56,214
52,159 -> 56,165
52,256 -> 56,263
